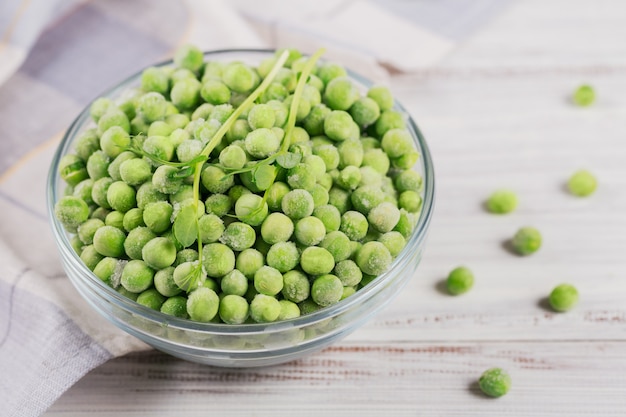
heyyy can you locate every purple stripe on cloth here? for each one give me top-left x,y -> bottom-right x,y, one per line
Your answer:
0,278 -> 112,417
20,3 -> 170,103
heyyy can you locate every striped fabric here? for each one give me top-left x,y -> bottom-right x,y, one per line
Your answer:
0,1 -> 512,415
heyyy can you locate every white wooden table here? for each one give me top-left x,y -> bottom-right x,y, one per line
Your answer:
45,1 -> 626,415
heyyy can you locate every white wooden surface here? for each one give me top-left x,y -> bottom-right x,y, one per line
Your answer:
45,0 -> 626,415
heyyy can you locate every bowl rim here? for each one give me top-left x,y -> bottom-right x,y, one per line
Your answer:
46,48 -> 435,335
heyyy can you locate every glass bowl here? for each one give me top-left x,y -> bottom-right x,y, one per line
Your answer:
46,49 -> 435,367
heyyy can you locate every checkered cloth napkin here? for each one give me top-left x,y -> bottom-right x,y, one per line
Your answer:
0,1 -> 511,415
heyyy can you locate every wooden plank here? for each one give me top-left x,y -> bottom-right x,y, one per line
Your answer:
45,341 -> 626,416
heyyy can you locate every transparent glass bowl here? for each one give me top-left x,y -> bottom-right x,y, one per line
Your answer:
47,49 -> 435,367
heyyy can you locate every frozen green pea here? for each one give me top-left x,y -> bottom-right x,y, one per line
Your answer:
336,166 -> 362,190
313,204 -> 342,233
136,182 -> 167,209
106,181 -> 136,213
147,120 -> 174,138
59,154 -> 88,186
244,128 -> 280,159
282,270 -> 310,303
235,249 -> 264,279
356,241 -> 392,275
74,128 -> 100,162
378,231 -> 406,257
393,209 -> 417,239
394,170 -> 422,193
174,44 -> 204,72
350,97 -> 380,127
392,151 -> 420,170
261,212 -> 294,244
187,287 -> 220,322
173,261 -> 207,291
194,118 -> 222,143
301,84 -> 322,108
80,245 -> 104,271
287,163 -> 316,190
200,79 -> 231,105
274,67 -> 297,92
142,201 -> 173,234
189,104 -> 213,122
320,231 -> 352,262
228,185 -> 252,203
160,296 -> 189,318
247,103 -> 276,130
324,110 -> 358,142
381,129 -> 413,159
86,150 -> 111,181
317,62 -> 347,85
168,126 -> 191,146
175,139 -> 202,163
235,193 -> 268,226
107,151 -> 136,182
197,214 -> 224,244
202,242 -> 235,278
446,266 -> 474,295
260,83 -> 289,104
294,216 -> 326,246
549,283 -> 579,312
337,139 -> 364,169
300,155 -> 325,183
141,66 -> 169,95
323,77 -> 359,111
398,191 -> 422,213
303,103 -> 331,136
250,294 -> 281,323
105,210 -> 125,231
223,62 -> 255,93
220,221 -> 256,251
266,241 -> 300,273
91,207 -> 110,222
567,169 -> 597,197
341,286 -> 357,300
90,97 -> 113,122
512,226 -> 542,256
123,227 -> 155,260
310,184 -> 329,207
93,257 -> 118,284
334,259 -> 362,287
572,84 -> 595,107
266,181 -> 290,212
91,177 -> 113,209
225,119 -> 251,144
299,299 -> 322,315
485,189 -> 518,214
218,145 -> 247,170
73,179 -> 94,205
221,269 -> 248,296
77,218 -> 104,245
327,187 -> 351,214
478,368 -> 511,398
367,85 -> 394,111
201,165 -> 234,194
277,300 -> 301,320
300,246 -> 335,275
130,115 -> 150,136
254,265 -> 283,296
171,78 -> 201,110
362,149 -> 390,175
174,248 -> 198,266
313,144 -> 340,171
143,135 -> 174,162
121,260 -> 154,293
219,294 -> 249,324
55,196 -> 90,233
138,92 -> 167,123
375,110 -> 405,137
154,267 -> 182,297
151,165 -> 183,195
142,237 -> 176,269
98,109 -> 130,135
311,274 -> 343,307
350,186 -> 384,216
368,202 -> 401,233
203,194 -> 231,217
307,74 -> 324,92
281,189 -> 315,220
93,225 -> 125,257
